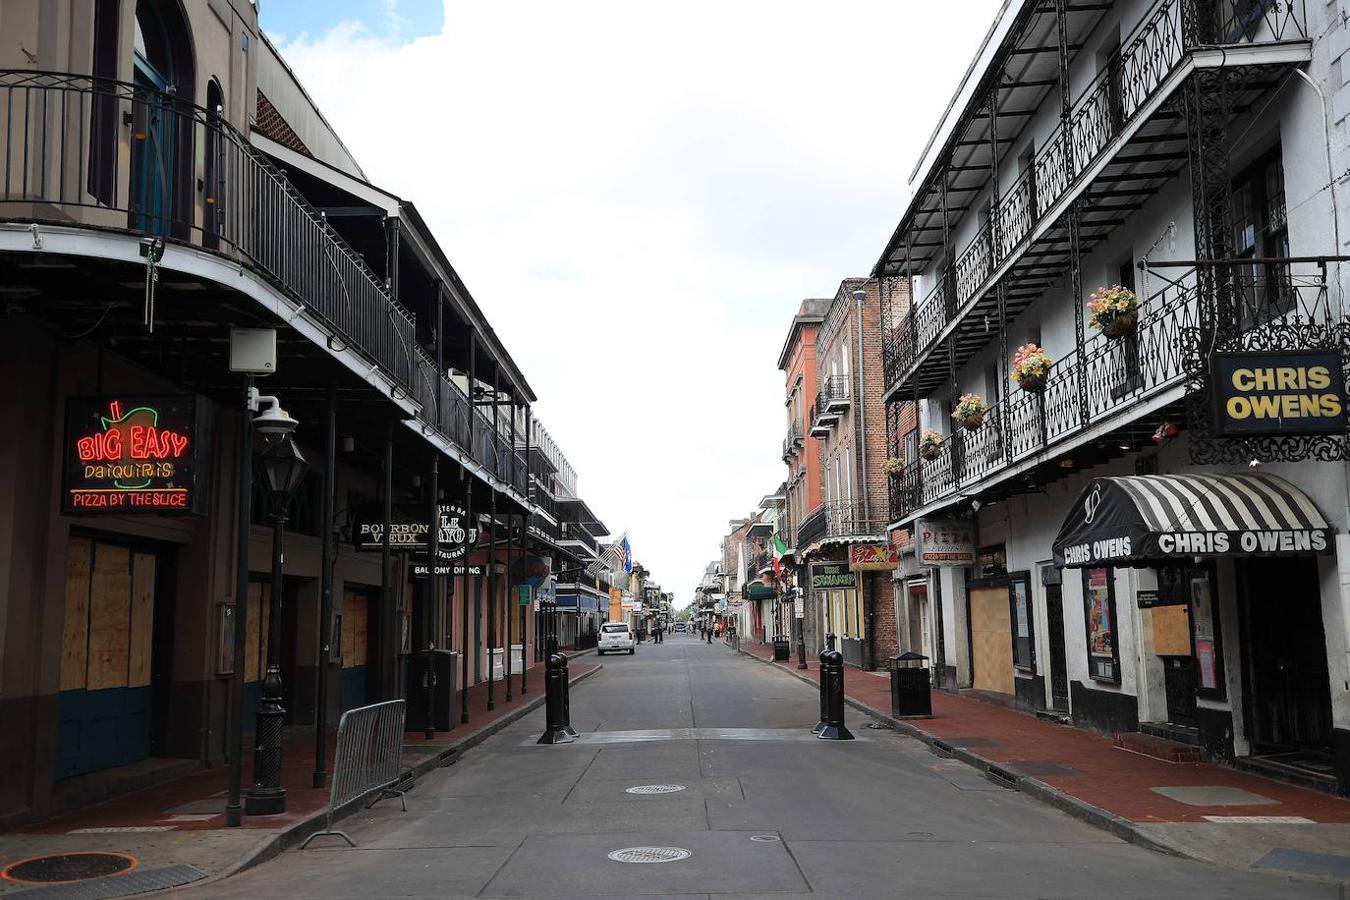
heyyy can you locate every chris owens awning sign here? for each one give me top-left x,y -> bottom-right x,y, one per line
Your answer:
1211,350 -> 1346,436
63,396 -> 199,513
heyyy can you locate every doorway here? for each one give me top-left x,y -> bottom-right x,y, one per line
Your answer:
969,585 -> 1013,695
1240,557 -> 1333,765
130,0 -> 194,237
1044,581 -> 1069,711
57,537 -> 170,779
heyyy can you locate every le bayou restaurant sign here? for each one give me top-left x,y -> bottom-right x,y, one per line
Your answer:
63,395 -> 200,514
355,503 -> 478,559
1211,350 -> 1347,437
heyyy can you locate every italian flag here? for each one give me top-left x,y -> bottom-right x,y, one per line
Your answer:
771,533 -> 788,577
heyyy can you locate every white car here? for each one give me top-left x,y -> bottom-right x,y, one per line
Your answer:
597,622 -> 635,655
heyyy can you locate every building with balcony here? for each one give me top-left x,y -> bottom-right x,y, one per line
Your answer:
792,279 -> 900,669
875,0 -> 1350,791
0,1 -> 588,824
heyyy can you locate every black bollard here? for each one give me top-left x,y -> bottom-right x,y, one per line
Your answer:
537,654 -> 573,744
817,648 -> 854,741
811,636 -> 832,734
559,651 -> 578,737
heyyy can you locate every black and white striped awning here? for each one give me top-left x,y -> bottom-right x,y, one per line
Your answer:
1052,472 -> 1332,568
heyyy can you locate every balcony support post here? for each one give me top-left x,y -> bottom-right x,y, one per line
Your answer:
940,168 -> 954,319
1054,0 -> 1075,181
996,280 -> 1011,464
380,420 -> 396,700
987,89 -> 1002,264
522,403 -> 532,696
1069,201 -> 1089,426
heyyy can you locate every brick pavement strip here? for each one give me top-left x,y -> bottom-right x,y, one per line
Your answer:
733,639 -> 1350,877
0,658 -> 601,896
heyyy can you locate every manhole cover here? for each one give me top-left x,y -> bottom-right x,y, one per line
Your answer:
624,784 -> 686,795
749,834 -> 781,842
608,846 -> 692,864
2,852 -> 137,884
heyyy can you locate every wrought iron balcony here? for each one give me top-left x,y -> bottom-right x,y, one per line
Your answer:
0,69 -> 531,500
782,420 -> 804,461
881,0 -> 1309,396
796,500 -> 886,549
809,377 -> 850,436
558,522 -> 600,556
887,257 -> 1335,524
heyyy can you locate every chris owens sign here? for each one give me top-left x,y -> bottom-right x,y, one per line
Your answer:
1212,350 -> 1347,437
63,396 -> 198,513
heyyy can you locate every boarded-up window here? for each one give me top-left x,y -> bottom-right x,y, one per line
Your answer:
341,590 -> 368,668
60,539 -> 156,692
245,581 -> 271,682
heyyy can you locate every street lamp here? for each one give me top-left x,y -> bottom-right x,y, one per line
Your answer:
244,429 -> 308,816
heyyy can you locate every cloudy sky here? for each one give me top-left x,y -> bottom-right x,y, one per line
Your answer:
263,0 -> 1005,605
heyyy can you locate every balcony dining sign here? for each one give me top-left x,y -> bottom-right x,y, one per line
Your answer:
63,395 -> 200,514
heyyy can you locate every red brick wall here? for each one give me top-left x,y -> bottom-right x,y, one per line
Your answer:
256,90 -> 310,155
870,572 -> 898,660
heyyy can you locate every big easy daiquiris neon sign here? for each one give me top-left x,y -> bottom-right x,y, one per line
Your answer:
63,395 -> 199,513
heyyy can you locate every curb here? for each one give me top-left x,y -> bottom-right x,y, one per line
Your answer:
734,646 -> 1187,861
201,661 -> 604,886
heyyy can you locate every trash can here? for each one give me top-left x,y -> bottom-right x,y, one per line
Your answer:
772,636 -> 791,661
889,651 -> 932,718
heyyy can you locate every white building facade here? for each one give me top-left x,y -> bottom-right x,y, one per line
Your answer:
879,0 -> 1350,792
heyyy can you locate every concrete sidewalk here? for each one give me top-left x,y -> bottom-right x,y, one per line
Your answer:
735,639 -> 1350,884
0,657 -> 599,895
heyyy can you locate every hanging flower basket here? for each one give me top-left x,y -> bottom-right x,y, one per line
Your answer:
1011,343 -> 1053,393
883,456 -> 906,476
1088,285 -> 1139,339
952,393 -> 988,432
919,430 -> 944,461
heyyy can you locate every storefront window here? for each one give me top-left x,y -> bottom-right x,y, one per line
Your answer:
1011,574 -> 1035,671
1190,571 -> 1224,696
1083,567 -> 1120,683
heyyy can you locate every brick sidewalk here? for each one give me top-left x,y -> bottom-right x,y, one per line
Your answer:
0,658 -> 599,893
735,641 -> 1350,825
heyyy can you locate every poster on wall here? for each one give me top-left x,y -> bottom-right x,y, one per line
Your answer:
64,395 -> 200,514
1084,567 -> 1117,682
1191,575 -> 1220,691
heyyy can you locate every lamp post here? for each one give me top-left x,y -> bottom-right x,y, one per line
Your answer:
245,431 -> 308,816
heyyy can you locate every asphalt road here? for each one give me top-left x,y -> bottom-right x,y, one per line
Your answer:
186,634 -> 1335,898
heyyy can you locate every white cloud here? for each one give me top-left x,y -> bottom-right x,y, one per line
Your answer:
277,0 -> 1004,602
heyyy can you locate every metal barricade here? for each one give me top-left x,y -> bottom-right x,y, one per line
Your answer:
300,700 -> 408,848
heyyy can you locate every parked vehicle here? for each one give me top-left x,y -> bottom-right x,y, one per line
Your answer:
597,622 -> 636,655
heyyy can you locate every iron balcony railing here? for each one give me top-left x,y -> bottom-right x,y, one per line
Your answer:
815,375 -> 850,413
887,258 -> 1338,523
796,499 -> 885,548
0,70 -> 530,500
558,522 -> 600,555
882,0 -> 1308,391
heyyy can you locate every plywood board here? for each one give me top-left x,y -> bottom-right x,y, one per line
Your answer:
341,590 -> 357,668
1151,604 -> 1192,656
87,544 -> 130,691
352,594 -> 368,667
61,537 -> 92,692
128,553 -> 156,688
970,586 -> 1014,695
245,582 -> 270,682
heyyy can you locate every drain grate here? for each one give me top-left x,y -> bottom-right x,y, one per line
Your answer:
4,864 -> 205,898
624,784 -> 686,795
749,834 -> 781,842
2,852 -> 136,884
608,846 -> 692,864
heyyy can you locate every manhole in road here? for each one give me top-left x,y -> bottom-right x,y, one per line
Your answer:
2,852 -> 137,884
624,784 -> 686,794
608,847 -> 692,864
749,834 -> 781,842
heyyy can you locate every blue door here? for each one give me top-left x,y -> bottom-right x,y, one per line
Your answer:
56,539 -> 157,779
130,31 -> 176,235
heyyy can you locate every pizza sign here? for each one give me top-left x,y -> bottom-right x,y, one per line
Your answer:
64,396 -> 199,513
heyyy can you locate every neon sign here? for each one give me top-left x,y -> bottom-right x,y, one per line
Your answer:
64,395 -> 199,514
